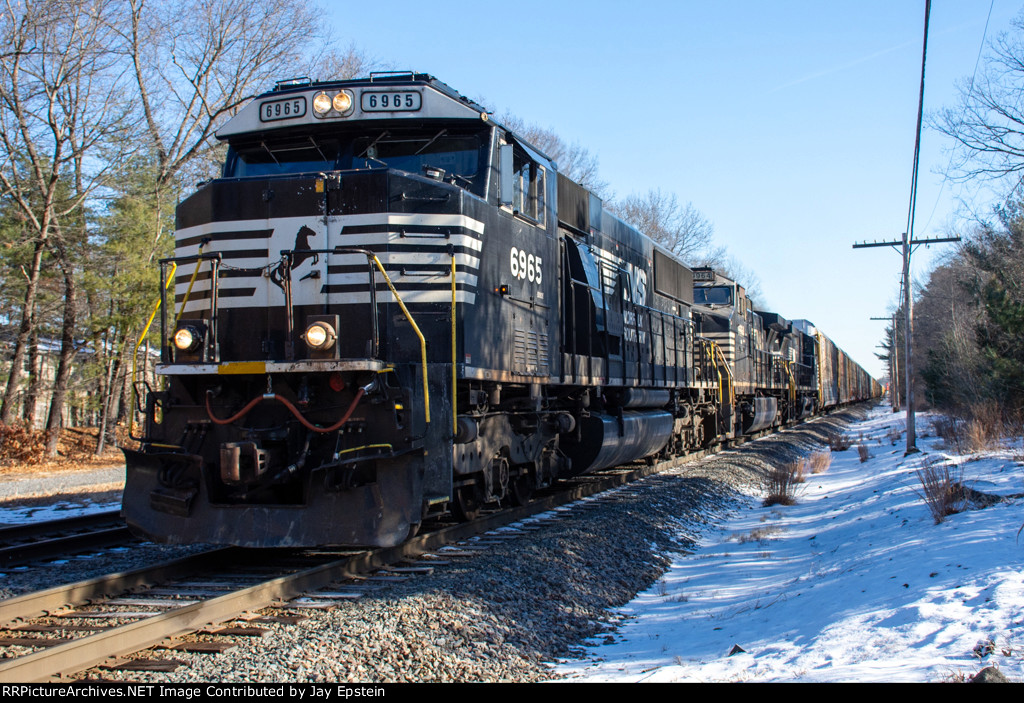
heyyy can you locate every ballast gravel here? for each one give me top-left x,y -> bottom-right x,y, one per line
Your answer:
14,410 -> 864,682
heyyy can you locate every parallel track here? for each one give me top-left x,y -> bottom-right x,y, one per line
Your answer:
0,511 -> 132,567
0,453 -> 686,681
0,409 -> 857,681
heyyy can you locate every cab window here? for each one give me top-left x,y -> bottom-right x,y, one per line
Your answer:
513,148 -> 545,225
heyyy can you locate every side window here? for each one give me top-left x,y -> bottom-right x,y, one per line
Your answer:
533,165 -> 545,225
514,161 -> 528,214
513,148 -> 546,226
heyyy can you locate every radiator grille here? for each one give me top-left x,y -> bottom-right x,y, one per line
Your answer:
512,326 -> 549,375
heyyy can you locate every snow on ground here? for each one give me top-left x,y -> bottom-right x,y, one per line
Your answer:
0,466 -> 123,525
0,497 -> 122,525
557,403 -> 1024,683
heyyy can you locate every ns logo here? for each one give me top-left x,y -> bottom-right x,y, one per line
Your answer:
623,263 -> 648,305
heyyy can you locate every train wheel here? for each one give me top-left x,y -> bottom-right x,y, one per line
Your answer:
450,482 -> 483,522
509,470 -> 534,507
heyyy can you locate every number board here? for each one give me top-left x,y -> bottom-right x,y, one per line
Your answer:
692,269 -> 716,282
361,91 -> 421,112
259,97 -> 306,122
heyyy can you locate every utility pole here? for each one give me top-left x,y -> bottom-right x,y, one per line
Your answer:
891,310 -> 901,413
855,234 -> 957,453
870,316 -> 898,412
853,0 -> 952,456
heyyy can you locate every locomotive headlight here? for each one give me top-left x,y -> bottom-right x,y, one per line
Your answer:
312,92 -> 333,115
332,90 -> 353,113
304,321 -> 336,350
173,326 -> 202,352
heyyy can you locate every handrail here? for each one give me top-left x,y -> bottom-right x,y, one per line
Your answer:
369,254 -> 430,426
451,253 -> 457,437
783,359 -> 797,404
711,340 -> 735,407
130,262 -> 177,439
281,246 -> 432,426
174,241 -> 207,326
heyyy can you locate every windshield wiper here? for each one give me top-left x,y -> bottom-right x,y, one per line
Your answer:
415,129 -> 447,155
260,141 -> 281,165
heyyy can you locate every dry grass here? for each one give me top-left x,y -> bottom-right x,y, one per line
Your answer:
735,525 -> 783,543
933,414 -> 963,451
809,450 -> 833,474
826,431 -> 851,452
915,457 -> 966,524
886,421 -> 905,445
856,444 -> 871,463
791,457 -> 809,484
762,461 -> 806,506
935,402 -> 1021,453
965,412 -> 1001,451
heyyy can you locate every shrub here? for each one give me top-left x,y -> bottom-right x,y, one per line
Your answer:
933,414 -> 964,452
936,402 -> 1017,453
826,431 -> 850,451
808,450 -> 832,474
964,402 -> 1004,451
762,461 -> 806,506
915,457 -> 966,524
791,458 -> 809,484
857,445 -> 871,463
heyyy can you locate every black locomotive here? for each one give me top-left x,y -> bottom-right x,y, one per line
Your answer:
123,73 -> 880,548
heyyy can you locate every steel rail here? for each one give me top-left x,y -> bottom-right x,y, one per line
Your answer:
0,548 -> 235,628
0,404 -> 870,682
0,511 -> 132,567
0,454 -> 689,682
0,510 -> 122,545
0,527 -> 133,568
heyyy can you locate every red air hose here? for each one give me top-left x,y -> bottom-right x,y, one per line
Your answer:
205,388 -> 365,433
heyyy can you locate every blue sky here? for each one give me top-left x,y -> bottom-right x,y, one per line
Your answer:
327,1 -> 1022,379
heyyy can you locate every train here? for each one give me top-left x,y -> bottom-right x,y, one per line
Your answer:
123,72 -> 881,548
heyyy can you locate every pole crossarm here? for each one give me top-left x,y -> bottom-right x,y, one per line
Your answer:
852,235 -> 960,249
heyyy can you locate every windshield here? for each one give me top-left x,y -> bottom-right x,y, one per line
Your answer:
693,286 -> 733,306
223,126 -> 488,195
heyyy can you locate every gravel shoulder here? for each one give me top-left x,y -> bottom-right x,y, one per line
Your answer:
3,409 -> 866,682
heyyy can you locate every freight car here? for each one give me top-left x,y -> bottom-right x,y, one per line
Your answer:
123,72 -> 880,548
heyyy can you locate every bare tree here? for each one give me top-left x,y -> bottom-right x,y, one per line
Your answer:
307,41 -> 382,83
0,0 -> 130,430
933,12 -> 1024,188
610,189 -> 716,265
497,113 -> 610,198
715,255 -> 765,309
120,0 -> 372,191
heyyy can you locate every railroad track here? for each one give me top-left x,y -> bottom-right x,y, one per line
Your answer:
0,410 -> 859,682
0,455 -> 683,682
0,511 -> 133,568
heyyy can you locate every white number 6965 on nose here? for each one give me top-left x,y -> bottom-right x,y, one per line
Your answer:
510,246 -> 542,284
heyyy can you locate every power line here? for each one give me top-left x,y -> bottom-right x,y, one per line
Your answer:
922,0 -> 995,234
853,0 -> 952,456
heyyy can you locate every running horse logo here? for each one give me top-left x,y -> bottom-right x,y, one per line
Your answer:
292,224 -> 317,268
270,224 -> 319,292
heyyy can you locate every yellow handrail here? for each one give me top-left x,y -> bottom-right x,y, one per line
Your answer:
783,359 -> 796,404
706,341 -> 723,405
130,262 -> 177,437
711,340 -> 735,406
174,242 -> 206,326
815,332 -> 825,402
451,254 -> 457,437
370,255 -> 430,425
